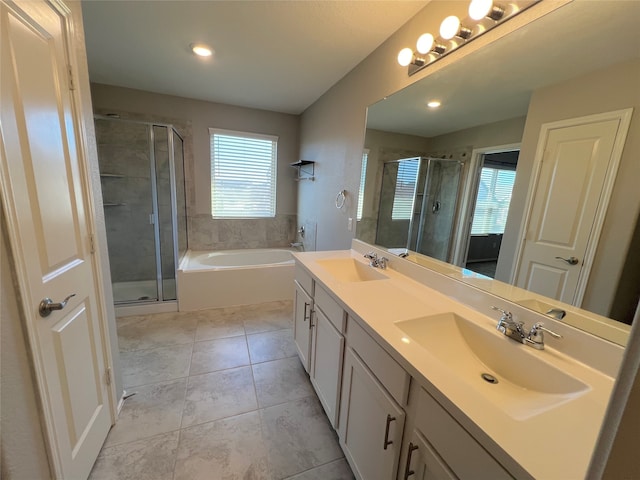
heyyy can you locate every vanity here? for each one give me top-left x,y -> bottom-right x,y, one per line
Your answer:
292,240 -> 622,480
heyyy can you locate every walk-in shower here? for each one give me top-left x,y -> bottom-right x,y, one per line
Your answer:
376,157 -> 463,262
94,116 -> 188,305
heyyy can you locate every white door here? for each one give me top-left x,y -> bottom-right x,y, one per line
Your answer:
514,110 -> 632,305
0,1 -> 113,478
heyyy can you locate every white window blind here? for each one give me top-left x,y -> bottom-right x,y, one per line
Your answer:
391,159 -> 419,220
209,129 -> 277,218
356,150 -> 368,221
471,167 -> 516,235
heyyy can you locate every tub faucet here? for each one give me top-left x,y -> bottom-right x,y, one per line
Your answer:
364,252 -> 389,269
290,242 -> 304,250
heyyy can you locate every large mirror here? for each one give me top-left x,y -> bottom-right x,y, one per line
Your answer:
357,1 -> 640,346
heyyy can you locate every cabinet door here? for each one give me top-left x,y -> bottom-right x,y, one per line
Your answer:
402,430 -> 456,480
293,281 -> 313,372
310,308 -> 344,428
339,348 -> 405,480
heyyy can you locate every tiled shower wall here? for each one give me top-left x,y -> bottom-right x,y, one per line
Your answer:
96,119 -> 157,283
94,104 -> 298,254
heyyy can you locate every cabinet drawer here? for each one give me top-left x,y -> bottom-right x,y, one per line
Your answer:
315,283 -> 346,332
346,316 -> 409,405
415,388 -> 511,479
295,263 -> 314,296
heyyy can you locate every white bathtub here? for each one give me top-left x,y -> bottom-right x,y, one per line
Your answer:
177,248 -> 295,311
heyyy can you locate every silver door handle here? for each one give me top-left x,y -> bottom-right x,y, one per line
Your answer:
39,294 -> 76,317
555,256 -> 579,265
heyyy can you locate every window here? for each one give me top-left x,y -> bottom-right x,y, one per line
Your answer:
471,166 -> 516,235
391,159 -> 419,220
356,150 -> 368,221
209,129 -> 277,218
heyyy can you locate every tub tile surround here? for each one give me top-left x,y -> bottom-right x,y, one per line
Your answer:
90,301 -> 354,480
188,213 -> 297,251
293,241 -> 624,480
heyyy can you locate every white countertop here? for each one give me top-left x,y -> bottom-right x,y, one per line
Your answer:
293,249 -> 615,480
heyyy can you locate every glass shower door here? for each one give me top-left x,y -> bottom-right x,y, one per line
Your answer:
153,125 -> 177,301
412,159 -> 463,262
96,118 -> 159,303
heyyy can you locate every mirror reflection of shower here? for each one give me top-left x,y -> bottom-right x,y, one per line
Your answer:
376,157 -> 463,262
94,116 -> 188,305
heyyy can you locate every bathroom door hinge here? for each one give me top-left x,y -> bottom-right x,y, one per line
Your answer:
67,65 -> 75,91
88,233 -> 95,254
105,367 -> 112,386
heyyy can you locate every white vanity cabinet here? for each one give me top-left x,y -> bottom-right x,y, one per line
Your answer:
339,347 -> 406,480
401,430 -> 456,480
400,387 -> 513,480
310,283 -> 345,427
339,316 -> 410,480
293,266 -> 314,372
294,265 -> 346,427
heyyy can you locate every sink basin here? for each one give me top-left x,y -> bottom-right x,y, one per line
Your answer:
395,313 -> 589,419
316,258 -> 389,282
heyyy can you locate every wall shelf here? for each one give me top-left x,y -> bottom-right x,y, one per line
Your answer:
291,160 -> 315,181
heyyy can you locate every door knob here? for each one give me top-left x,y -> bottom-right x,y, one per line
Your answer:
555,256 -> 579,265
39,294 -> 76,317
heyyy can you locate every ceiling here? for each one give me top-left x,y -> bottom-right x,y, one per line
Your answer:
81,0 -> 428,114
366,1 -> 640,138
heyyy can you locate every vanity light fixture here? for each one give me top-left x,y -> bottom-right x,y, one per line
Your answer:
190,43 -> 213,57
397,47 -> 425,68
427,100 -> 441,108
440,15 -> 472,40
397,0 -> 539,76
469,0 -> 505,21
416,33 -> 446,55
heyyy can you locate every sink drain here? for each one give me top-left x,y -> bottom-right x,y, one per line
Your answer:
481,373 -> 498,384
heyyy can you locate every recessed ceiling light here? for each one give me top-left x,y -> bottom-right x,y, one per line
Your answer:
190,43 -> 213,57
427,101 -> 441,108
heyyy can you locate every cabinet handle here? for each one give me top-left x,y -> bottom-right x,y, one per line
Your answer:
403,442 -> 419,479
303,302 -> 310,321
383,414 -> 396,450
308,309 -> 315,330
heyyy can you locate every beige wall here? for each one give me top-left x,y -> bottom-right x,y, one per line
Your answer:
495,59 -> 640,318
1,213 -> 51,480
90,84 -> 300,251
428,116 -> 526,153
298,1 -> 561,251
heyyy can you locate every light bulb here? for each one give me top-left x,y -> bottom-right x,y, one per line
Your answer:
416,33 -> 435,54
397,48 -> 414,67
440,15 -> 461,40
190,43 -> 213,57
469,0 -> 493,20
427,101 -> 441,108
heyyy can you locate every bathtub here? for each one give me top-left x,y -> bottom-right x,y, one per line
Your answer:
177,248 -> 295,311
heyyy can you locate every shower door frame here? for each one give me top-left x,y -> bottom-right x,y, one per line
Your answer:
450,142 -> 521,268
94,115 -> 185,305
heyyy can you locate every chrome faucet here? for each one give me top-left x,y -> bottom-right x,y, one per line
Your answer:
364,252 -> 389,269
491,306 -> 562,350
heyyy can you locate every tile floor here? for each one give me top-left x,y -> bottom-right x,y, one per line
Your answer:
89,300 -> 355,480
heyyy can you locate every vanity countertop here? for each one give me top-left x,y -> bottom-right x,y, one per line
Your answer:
293,248 -> 615,480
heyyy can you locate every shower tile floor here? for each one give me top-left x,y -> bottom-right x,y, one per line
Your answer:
89,300 -> 354,480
